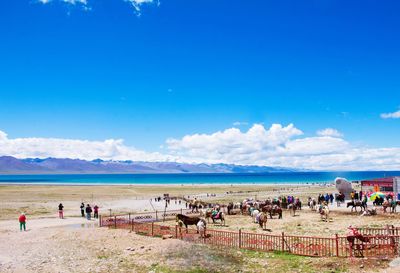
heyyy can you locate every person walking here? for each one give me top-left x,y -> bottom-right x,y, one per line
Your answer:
93,205 -> 99,219
58,203 -> 64,219
19,213 -> 26,231
329,193 -> 334,204
80,203 -> 85,217
85,204 -> 92,220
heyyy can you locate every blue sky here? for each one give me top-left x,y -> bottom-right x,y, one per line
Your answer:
0,0 -> 399,170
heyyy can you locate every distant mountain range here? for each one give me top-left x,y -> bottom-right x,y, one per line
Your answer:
0,156 -> 296,174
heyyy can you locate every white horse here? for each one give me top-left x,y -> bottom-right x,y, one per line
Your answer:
196,218 -> 207,238
199,208 -> 212,223
309,198 -> 317,211
319,205 -> 330,222
251,209 -> 260,223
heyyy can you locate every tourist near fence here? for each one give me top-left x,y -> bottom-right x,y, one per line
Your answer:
99,211 -> 400,259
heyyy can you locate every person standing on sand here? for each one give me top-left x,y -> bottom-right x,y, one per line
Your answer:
58,203 -> 64,219
86,204 -> 92,220
93,205 -> 99,219
19,213 -> 26,231
329,193 -> 334,204
80,203 -> 85,217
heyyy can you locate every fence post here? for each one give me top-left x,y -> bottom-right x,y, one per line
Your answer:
175,224 -> 178,239
151,222 -> 154,236
114,216 -> 117,229
335,234 -> 339,257
281,232 -> 285,252
131,219 -> 134,232
155,211 -> 158,221
239,229 -> 242,249
99,215 -> 102,227
128,213 -> 131,222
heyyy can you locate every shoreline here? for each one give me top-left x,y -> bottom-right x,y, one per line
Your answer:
0,182 -> 333,186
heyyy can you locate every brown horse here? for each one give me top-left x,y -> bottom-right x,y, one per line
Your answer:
287,202 -> 301,216
262,205 -> 282,219
176,214 -> 201,230
258,212 -> 268,230
347,201 -> 366,212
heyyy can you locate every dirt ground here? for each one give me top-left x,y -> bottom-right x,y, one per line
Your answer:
0,217 -> 396,273
1,184 -> 400,273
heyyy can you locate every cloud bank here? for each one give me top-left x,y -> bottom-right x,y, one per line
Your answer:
0,130 -> 170,162
1,124 -> 400,171
381,110 -> 400,119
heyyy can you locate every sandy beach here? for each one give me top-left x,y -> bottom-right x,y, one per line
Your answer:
1,184 -> 400,273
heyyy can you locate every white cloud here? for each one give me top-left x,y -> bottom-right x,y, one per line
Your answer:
317,128 -> 343,137
165,124 -> 400,171
37,0 -> 157,14
38,0 -> 87,5
381,110 -> 400,119
1,123 -> 400,170
0,131 -> 171,162
125,0 -> 158,14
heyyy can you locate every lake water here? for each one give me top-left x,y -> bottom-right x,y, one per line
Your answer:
0,171 -> 399,185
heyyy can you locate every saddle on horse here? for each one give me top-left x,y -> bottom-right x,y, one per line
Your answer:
212,211 -> 221,219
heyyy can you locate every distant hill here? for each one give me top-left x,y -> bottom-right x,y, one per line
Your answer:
0,156 -> 296,174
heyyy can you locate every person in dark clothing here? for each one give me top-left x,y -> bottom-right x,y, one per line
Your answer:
86,204 -> 92,220
58,203 -> 64,219
80,203 -> 85,217
93,205 -> 99,219
329,193 -> 334,204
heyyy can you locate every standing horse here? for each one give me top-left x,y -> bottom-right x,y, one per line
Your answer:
258,212 -> 268,230
176,214 -> 202,231
382,199 -> 393,213
262,205 -> 282,219
347,201 -> 366,212
391,200 -> 398,213
346,226 -> 370,256
251,209 -> 260,223
227,202 -> 234,215
196,218 -> 207,238
309,198 -> 317,211
200,208 -> 212,223
211,211 -> 226,226
319,205 -> 330,222
288,201 -> 301,216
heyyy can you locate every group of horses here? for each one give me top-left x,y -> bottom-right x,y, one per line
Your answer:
175,208 -> 226,237
308,198 -> 330,221
242,198 -> 303,230
346,199 -> 400,214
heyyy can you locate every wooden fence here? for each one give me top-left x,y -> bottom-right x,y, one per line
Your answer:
99,208 -> 201,228
99,213 -> 400,258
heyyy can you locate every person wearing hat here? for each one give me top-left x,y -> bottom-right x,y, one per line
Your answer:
80,202 -> 85,217
19,213 -> 26,231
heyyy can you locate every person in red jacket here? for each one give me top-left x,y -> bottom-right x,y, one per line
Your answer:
19,213 -> 26,231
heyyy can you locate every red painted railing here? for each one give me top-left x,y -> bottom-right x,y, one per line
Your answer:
99,213 -> 400,258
